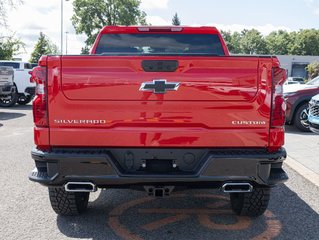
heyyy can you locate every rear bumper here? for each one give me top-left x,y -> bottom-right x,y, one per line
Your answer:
29,147 -> 288,188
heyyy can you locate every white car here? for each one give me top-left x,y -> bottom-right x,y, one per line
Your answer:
283,76 -> 319,94
284,80 -> 301,85
0,60 -> 36,107
286,77 -> 305,84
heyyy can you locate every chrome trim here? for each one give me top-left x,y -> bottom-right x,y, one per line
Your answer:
64,182 -> 97,192
139,79 -> 180,94
221,183 -> 253,193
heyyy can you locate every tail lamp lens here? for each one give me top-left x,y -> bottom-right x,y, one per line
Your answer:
271,67 -> 286,127
30,66 -> 48,127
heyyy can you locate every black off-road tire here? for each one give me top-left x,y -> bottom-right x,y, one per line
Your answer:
294,103 -> 311,132
48,187 -> 90,216
17,95 -> 33,105
230,188 -> 270,217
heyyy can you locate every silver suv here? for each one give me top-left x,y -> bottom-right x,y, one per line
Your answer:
309,94 -> 319,134
0,66 -> 16,107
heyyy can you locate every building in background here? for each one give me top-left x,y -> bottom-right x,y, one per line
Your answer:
276,55 -> 319,79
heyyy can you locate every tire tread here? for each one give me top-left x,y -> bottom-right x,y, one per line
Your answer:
48,187 -> 89,216
230,188 -> 270,217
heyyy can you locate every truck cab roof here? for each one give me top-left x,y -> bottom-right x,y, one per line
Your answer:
100,26 -> 220,34
92,26 -> 229,56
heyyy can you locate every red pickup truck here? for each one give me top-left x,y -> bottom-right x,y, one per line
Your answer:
29,26 -> 288,217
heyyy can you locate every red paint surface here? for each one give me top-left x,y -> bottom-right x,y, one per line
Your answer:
33,26 -> 285,151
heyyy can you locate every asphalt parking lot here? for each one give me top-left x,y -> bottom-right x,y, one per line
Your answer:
0,105 -> 319,240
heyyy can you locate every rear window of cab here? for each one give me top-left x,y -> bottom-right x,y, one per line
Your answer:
95,34 -> 225,56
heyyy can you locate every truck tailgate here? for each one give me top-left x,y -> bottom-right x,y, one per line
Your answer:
61,56 -> 258,102
48,56 -> 273,148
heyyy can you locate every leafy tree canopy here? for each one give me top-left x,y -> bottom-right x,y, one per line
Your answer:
289,29 -> 319,56
71,0 -> 147,48
221,28 -> 319,56
240,29 -> 268,54
0,35 -> 25,60
265,30 -> 292,55
80,46 -> 90,54
29,32 -> 59,63
172,13 -> 181,26
306,61 -> 319,79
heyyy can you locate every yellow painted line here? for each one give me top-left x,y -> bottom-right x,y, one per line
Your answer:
251,219 -> 282,240
141,214 -> 190,231
198,214 -> 252,231
138,208 -> 232,215
108,194 -> 282,240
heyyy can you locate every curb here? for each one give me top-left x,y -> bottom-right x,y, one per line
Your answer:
284,156 -> 319,187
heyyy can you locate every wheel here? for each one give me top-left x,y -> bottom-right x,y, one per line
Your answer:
294,103 -> 311,132
230,188 -> 270,217
48,187 -> 90,216
0,88 -> 18,107
17,95 -> 33,105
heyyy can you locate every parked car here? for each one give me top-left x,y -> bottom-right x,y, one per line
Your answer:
283,77 -> 307,88
287,77 -> 305,84
0,66 -> 16,105
284,76 -> 319,131
0,60 -> 36,107
284,80 -> 301,85
308,94 -> 319,134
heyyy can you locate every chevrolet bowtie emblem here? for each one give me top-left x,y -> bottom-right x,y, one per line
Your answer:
139,79 -> 180,94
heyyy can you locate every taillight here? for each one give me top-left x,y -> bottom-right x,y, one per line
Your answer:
271,67 -> 286,127
30,66 -> 48,127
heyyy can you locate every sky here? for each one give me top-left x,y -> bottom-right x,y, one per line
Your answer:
4,0 -> 319,61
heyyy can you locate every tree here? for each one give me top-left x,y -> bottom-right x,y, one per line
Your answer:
220,30 -> 268,54
287,31 -> 298,54
81,46 -> 90,54
240,29 -> 268,54
0,35 -> 25,60
221,30 -> 242,54
29,32 -> 59,63
0,1 -> 25,59
220,28 -> 319,56
221,30 -> 232,51
306,61 -> 319,79
172,13 -> 181,26
265,30 -> 291,55
71,0 -> 147,48
0,0 -> 23,27
230,32 -> 243,54
289,29 -> 319,56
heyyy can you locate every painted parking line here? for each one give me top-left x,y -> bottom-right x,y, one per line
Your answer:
142,214 -> 190,231
108,193 -> 282,240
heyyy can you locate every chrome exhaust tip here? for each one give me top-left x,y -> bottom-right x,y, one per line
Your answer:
64,182 -> 97,192
221,183 -> 253,193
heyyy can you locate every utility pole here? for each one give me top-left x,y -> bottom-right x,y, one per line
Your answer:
61,0 -> 69,55
65,31 -> 69,55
